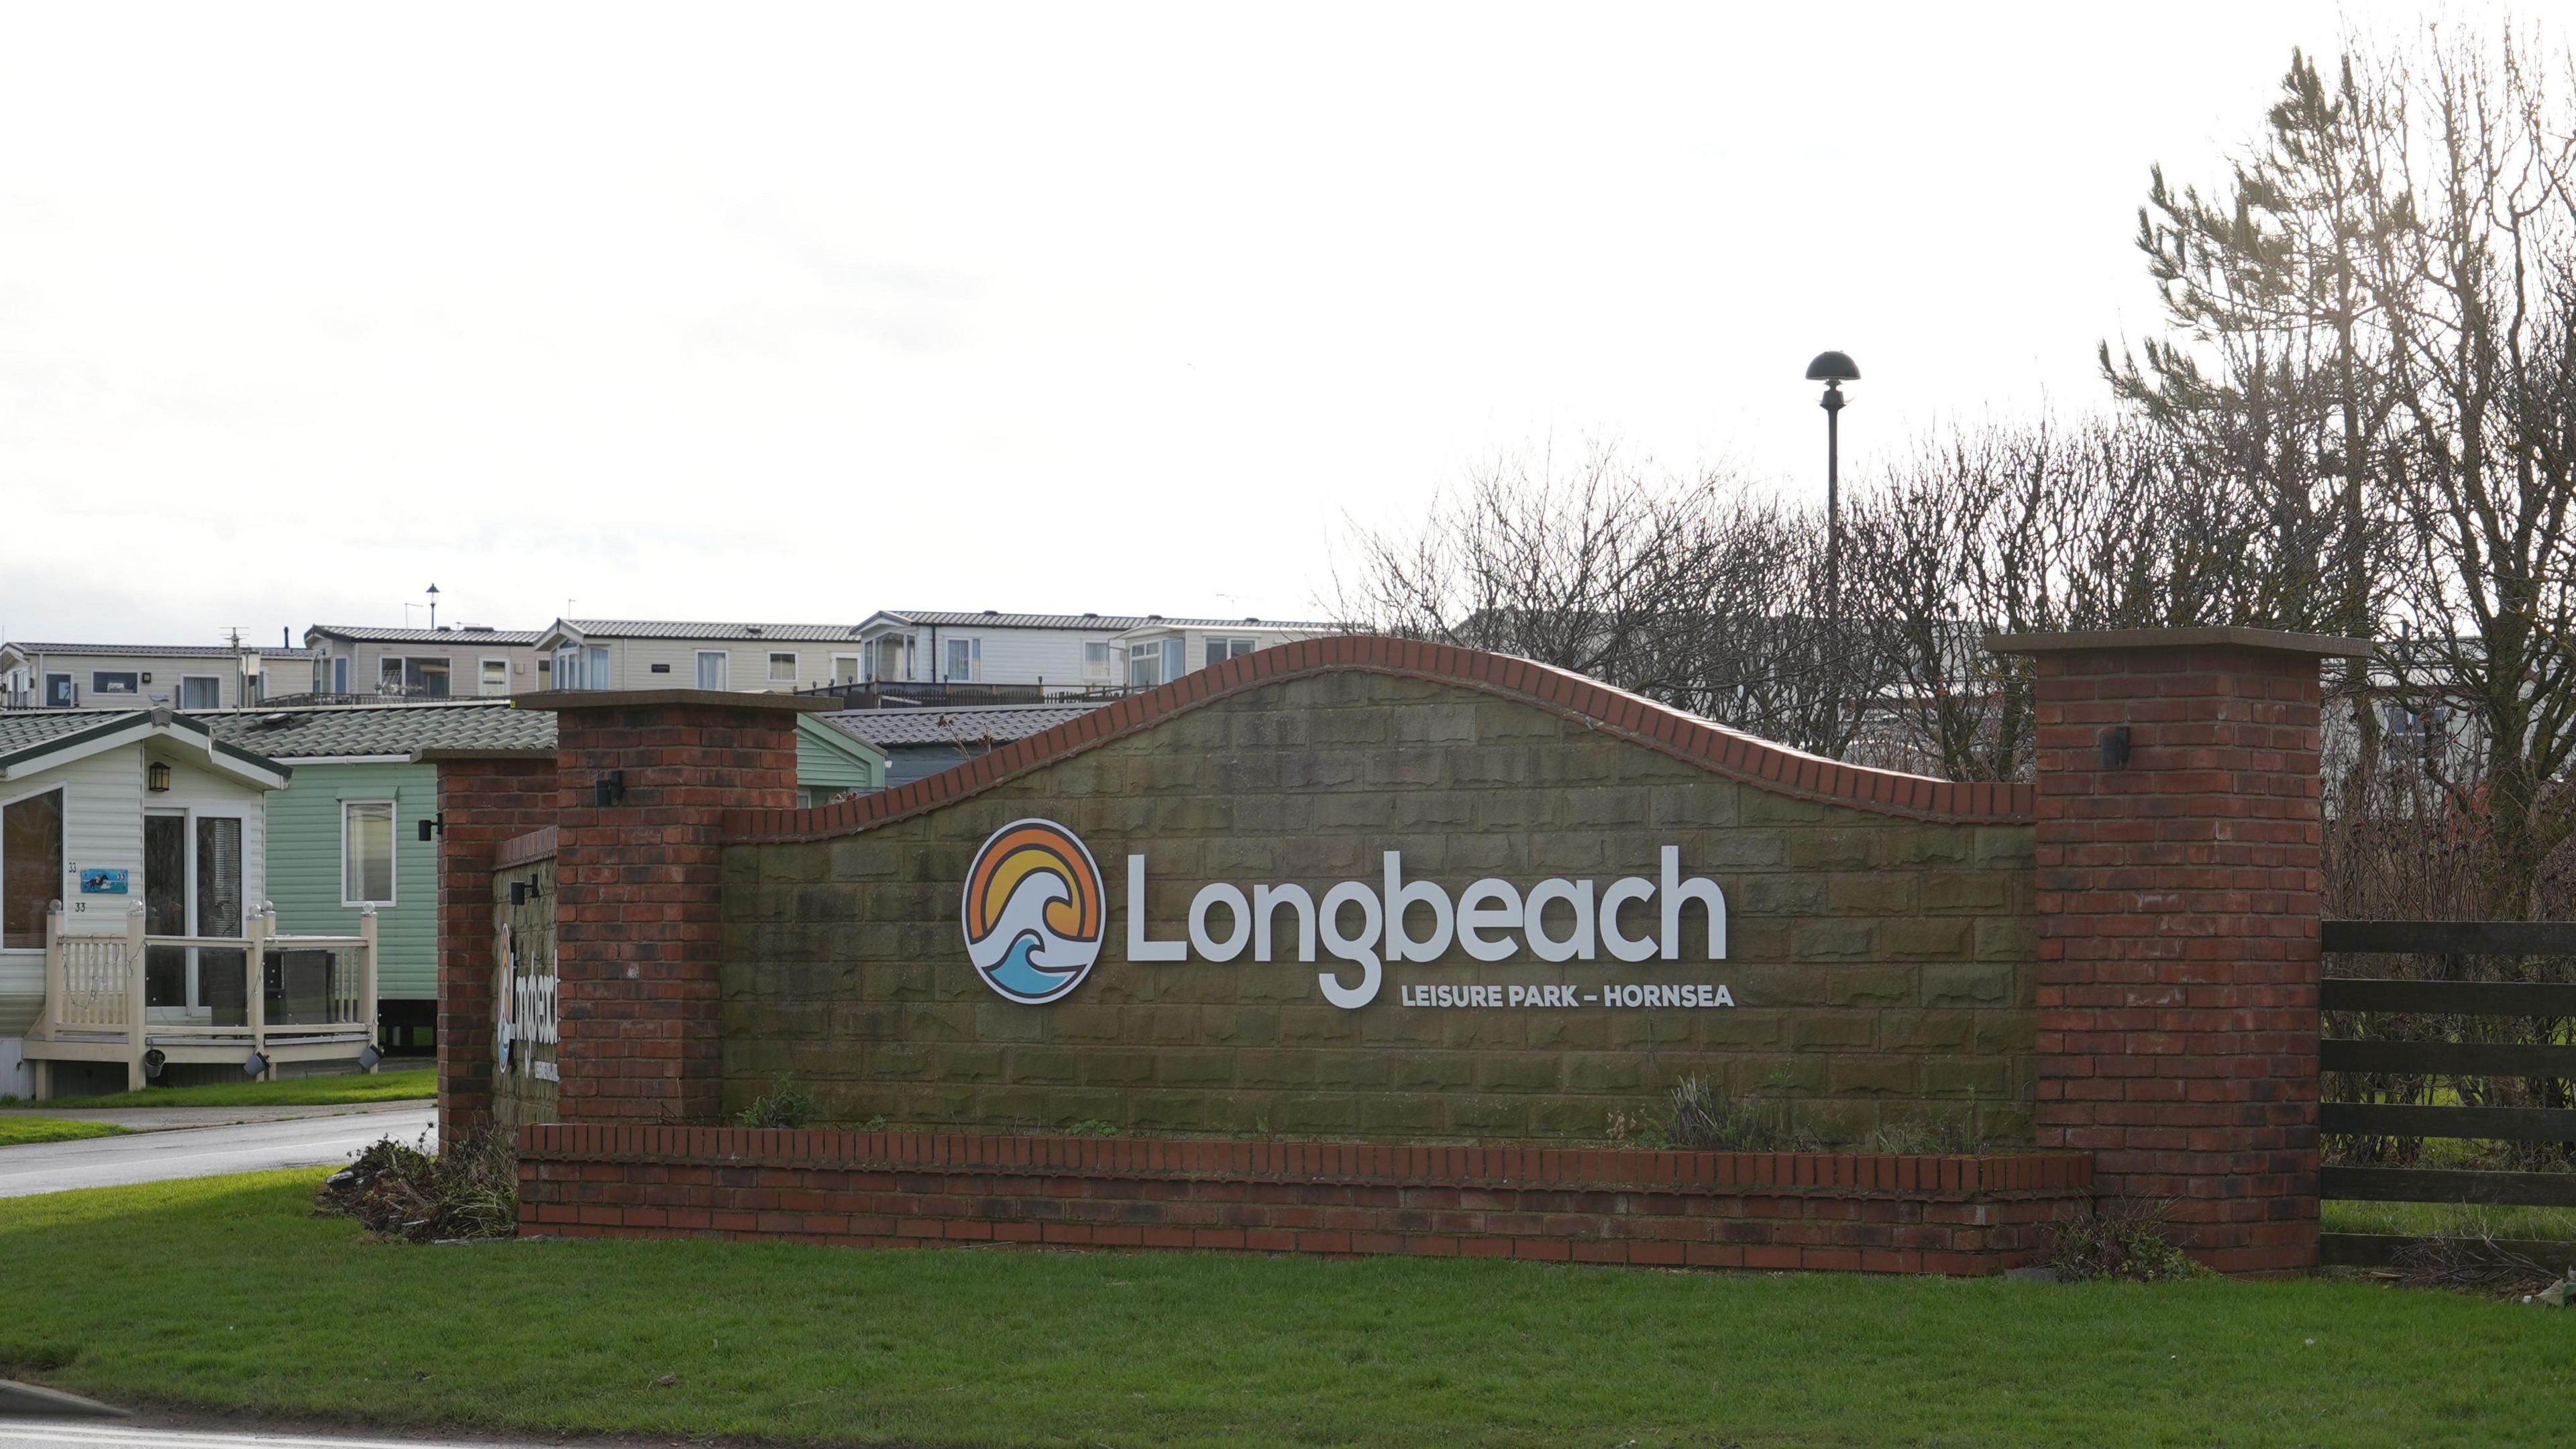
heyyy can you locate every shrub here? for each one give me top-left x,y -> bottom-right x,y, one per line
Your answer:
737,1074 -> 814,1129
2047,1197 -> 2193,1282
1658,1075 -> 1805,1152
314,1129 -> 517,1242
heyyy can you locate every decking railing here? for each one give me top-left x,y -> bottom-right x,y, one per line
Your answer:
27,899 -> 378,1096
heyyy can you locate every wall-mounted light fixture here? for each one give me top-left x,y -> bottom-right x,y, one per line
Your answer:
2099,725 -> 2133,770
417,812 -> 445,843
146,760 -> 172,792
595,769 -> 627,808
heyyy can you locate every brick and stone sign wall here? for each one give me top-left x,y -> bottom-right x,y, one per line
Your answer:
474,631 -> 2359,1274
718,646 -> 2037,1146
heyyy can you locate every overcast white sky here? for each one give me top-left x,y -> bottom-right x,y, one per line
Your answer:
0,1 -> 2479,646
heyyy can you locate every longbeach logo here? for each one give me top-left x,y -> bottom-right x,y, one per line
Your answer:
961,818 -> 1106,1004
1126,849 -> 1726,1011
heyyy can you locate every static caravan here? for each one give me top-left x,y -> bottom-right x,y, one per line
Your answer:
1,708 -> 381,1099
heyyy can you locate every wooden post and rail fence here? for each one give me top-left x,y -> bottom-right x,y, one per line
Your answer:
2317,918 -> 2576,1271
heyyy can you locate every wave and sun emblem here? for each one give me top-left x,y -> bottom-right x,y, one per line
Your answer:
961,818 -> 1106,1004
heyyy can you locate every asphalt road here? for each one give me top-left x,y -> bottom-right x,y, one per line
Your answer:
0,1106 -> 434,1198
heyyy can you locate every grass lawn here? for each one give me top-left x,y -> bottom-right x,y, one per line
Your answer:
2326,1198 -> 2576,1242
1,1173 -> 2569,1448
0,1117 -> 131,1146
0,1068 -> 433,1110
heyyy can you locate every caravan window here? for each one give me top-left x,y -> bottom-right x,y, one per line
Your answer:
343,802 -> 396,906
2,788 -> 64,950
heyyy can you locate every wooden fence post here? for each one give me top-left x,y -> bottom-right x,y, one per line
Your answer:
123,902 -> 147,1091
246,903 -> 270,1079
40,900 -> 62,1043
359,904 -> 380,1061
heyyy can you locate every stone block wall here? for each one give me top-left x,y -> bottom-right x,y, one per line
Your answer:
718,668 -> 2037,1145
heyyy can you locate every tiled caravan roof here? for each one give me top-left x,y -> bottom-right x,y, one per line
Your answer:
0,707 -> 290,780
818,703 -> 1109,748
729,637 -> 2037,843
556,621 -> 861,642
0,709 -> 138,754
2,642 -> 311,659
309,625 -> 547,645
872,611 -> 1335,631
201,702 -> 555,757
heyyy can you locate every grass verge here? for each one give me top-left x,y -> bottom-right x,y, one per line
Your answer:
1,1172 -> 2570,1448
0,1117 -> 132,1146
0,1069 -> 433,1110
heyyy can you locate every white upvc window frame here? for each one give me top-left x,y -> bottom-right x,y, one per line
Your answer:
478,657 -> 511,696
946,637 -> 980,683
830,653 -> 863,686
1083,642 -> 1111,682
177,675 -> 224,710
766,651 -> 798,684
92,671 -> 141,696
341,799 -> 398,908
696,651 -> 731,691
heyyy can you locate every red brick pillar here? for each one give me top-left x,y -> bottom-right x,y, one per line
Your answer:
1996,627 -> 2367,1274
517,690 -> 811,1125
431,753 -> 558,1148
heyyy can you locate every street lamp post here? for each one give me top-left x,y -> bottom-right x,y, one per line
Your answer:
1805,352 -> 1859,622
425,582 -> 441,631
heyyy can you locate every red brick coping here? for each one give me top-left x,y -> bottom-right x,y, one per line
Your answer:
494,824 -> 558,869
727,636 -> 2035,843
518,1125 -> 2089,1275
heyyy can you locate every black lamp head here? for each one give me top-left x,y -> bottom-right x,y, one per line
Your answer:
1805,350 -> 1861,382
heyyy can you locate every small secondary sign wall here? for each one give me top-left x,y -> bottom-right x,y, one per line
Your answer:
720,666 -> 2038,1144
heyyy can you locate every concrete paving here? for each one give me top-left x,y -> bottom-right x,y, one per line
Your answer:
0,1106 -> 435,1198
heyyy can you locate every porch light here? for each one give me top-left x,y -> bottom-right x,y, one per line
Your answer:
241,1051 -> 268,1079
594,769 -> 626,808
147,761 -> 172,792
